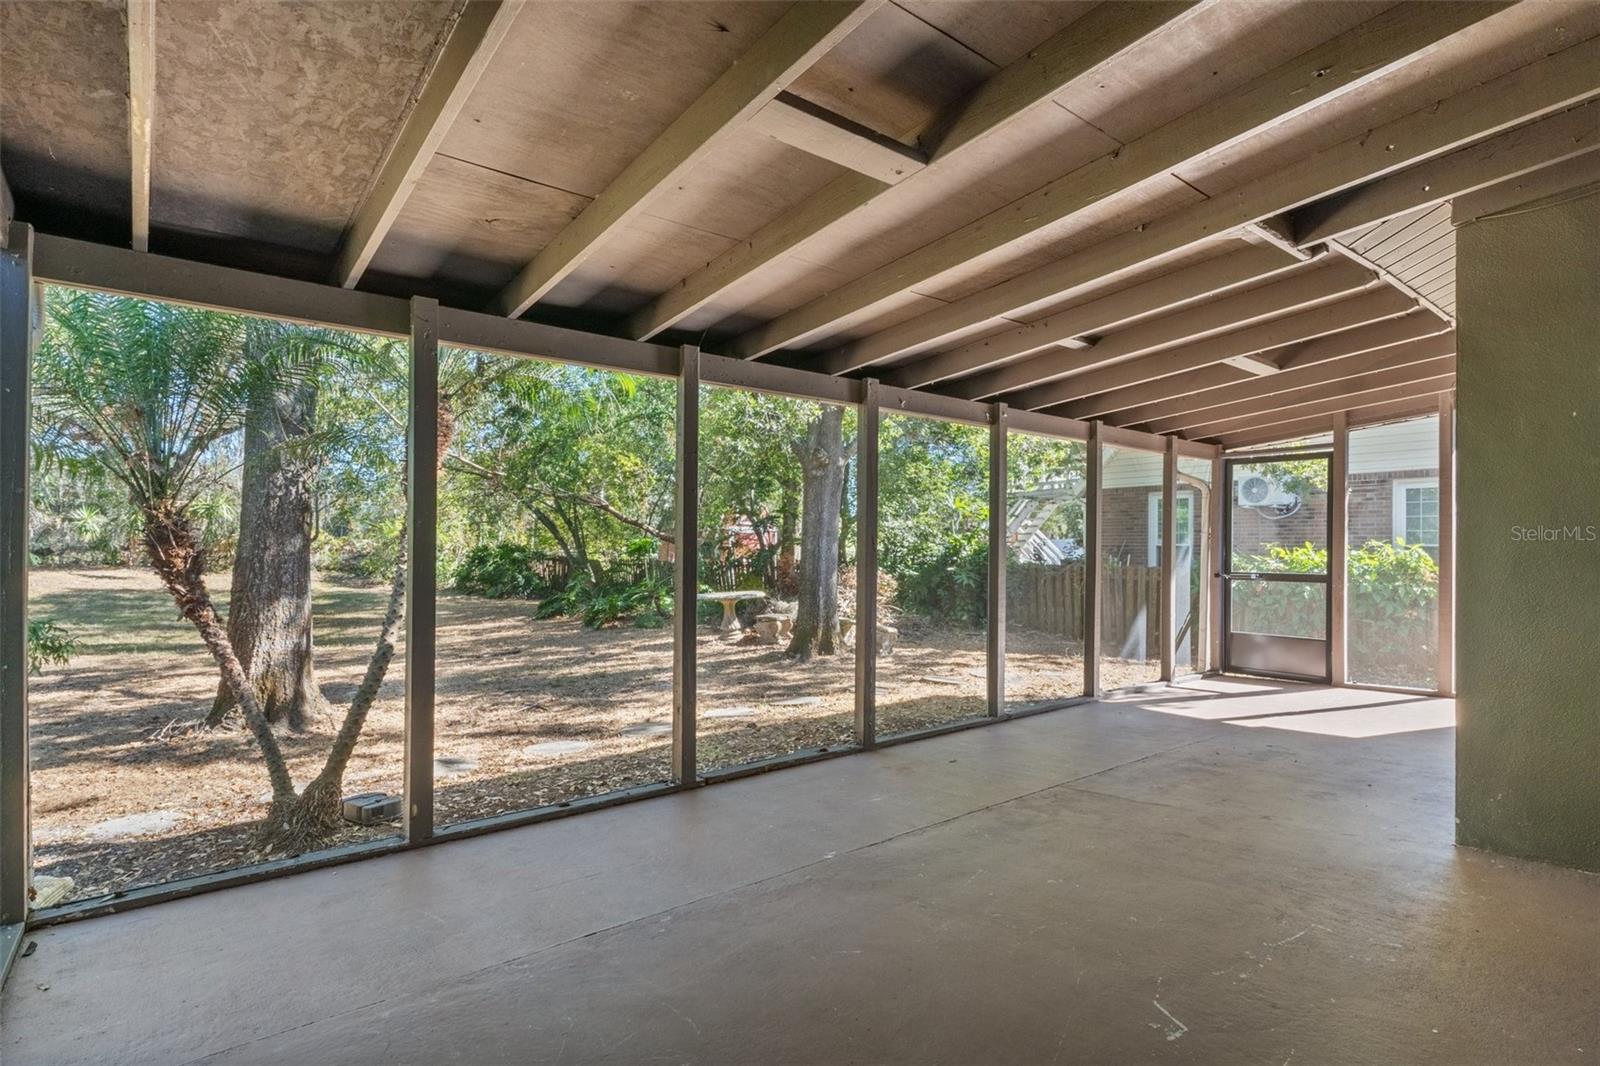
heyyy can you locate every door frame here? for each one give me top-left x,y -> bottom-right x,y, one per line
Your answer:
1221,450 -> 1334,683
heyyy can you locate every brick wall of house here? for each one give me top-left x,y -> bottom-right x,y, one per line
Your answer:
1348,468 -> 1438,548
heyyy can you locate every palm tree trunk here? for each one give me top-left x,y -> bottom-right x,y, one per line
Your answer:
141,503 -> 296,802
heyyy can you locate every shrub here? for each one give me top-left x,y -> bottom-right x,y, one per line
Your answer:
1229,539 -> 1439,675
27,619 -> 78,676
452,541 -> 564,599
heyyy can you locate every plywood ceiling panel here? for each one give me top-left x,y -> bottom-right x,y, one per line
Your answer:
150,0 -> 456,256
642,127 -> 845,243
894,0 -> 1097,67
0,0 -> 131,224
539,213 -> 737,316
786,0 -> 995,142
367,154 -> 588,297
438,1 -> 791,198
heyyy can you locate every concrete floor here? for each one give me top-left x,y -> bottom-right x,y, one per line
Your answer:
4,679 -> 1596,1065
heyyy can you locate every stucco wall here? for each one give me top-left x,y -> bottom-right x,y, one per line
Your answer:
1456,189 -> 1600,872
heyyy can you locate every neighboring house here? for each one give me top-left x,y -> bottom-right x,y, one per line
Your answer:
1097,416 -> 1442,568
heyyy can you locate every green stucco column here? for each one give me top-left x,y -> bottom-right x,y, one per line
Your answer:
1456,188 -> 1600,872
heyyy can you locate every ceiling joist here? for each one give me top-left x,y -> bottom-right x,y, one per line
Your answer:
1113,330 -> 1455,431
1451,150 -> 1600,224
827,30 -> 1600,375
1289,98 -> 1600,245
744,1 -> 1508,365
947,255 -> 1376,401
336,0 -> 527,289
623,1 -> 1199,342
878,241 -> 1303,387
1159,358 -> 1457,437
1212,393 -> 1449,450
492,0 -> 883,320
1074,313 -> 1452,421
1200,379 -> 1454,444
748,91 -> 925,185
126,0 -> 156,253
1031,286 -> 1420,416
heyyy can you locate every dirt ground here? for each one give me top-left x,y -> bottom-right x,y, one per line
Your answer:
27,568 -> 1159,904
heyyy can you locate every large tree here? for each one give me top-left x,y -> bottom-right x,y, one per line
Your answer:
35,290 -> 408,851
208,322 -> 327,729
786,406 -> 851,660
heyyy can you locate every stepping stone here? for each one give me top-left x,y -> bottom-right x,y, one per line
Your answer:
84,810 -> 185,841
917,675 -> 964,686
774,696 -> 822,707
433,755 -> 479,777
521,740 -> 594,758
703,705 -> 756,718
621,720 -> 672,736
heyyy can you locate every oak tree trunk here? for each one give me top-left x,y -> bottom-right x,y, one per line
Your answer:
208,367 -> 327,729
787,407 -> 849,660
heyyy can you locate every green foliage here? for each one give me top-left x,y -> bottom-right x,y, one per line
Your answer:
453,542 -> 563,599
533,566 -> 672,629
878,414 -> 989,626
27,619 -> 78,675
1230,539 -> 1439,669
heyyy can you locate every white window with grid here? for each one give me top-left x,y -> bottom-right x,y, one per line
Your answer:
1391,478 -> 1440,552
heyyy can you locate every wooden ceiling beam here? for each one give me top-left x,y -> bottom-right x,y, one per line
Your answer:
336,0 -> 526,289
126,0 -> 156,252
1203,389 -> 1452,449
877,240 -> 1301,387
1290,99 -> 1600,245
1073,313 -> 1452,420
748,91 -> 926,185
1153,357 -> 1456,437
743,2 -> 1508,364
823,30 -> 1600,373
946,255 -> 1374,400
1451,150 -> 1600,224
492,0 -> 883,320
1111,329 -> 1455,430
622,1 -> 1199,342
1027,286 -> 1418,415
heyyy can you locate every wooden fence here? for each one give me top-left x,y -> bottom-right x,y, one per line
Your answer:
1008,561 -> 1162,655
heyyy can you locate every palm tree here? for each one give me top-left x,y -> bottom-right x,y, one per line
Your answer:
34,289 -> 407,850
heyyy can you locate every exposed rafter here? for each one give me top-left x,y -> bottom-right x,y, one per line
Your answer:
1289,99 -> 1600,245
1069,312 -> 1449,420
1024,286 -> 1418,415
492,0 -> 883,320
336,0 -> 527,289
1451,150 -> 1600,224
126,0 -> 156,252
944,255 -> 1374,401
1111,330 -> 1455,430
739,2 -> 1509,364
821,31 -> 1600,374
747,91 -> 925,185
1203,388 -> 1453,449
878,241 -> 1302,387
1160,358 -> 1456,437
621,1 -> 1200,342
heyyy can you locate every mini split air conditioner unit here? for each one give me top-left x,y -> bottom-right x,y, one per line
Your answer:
1235,473 -> 1298,509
